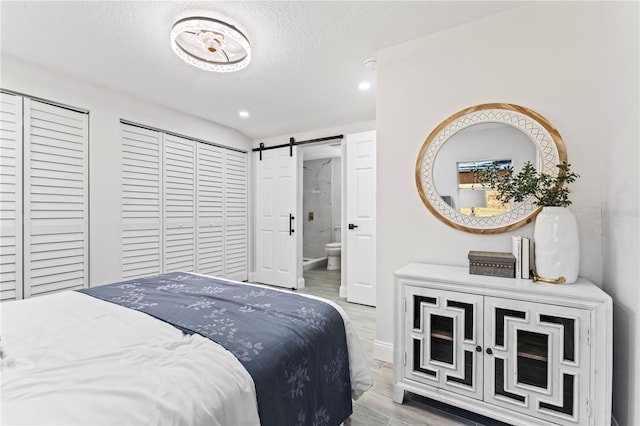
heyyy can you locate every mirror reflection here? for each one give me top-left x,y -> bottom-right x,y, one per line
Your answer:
456,160 -> 511,216
457,159 -> 511,189
433,123 -> 538,217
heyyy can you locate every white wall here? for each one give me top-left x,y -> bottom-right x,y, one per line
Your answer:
255,121 -> 376,150
376,2 -> 639,425
1,55 -> 253,287
600,3 -> 640,424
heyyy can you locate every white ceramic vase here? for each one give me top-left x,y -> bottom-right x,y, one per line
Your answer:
533,207 -> 580,283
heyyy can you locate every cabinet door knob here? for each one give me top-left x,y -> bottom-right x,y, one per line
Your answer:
486,348 -> 493,355
475,345 -> 482,352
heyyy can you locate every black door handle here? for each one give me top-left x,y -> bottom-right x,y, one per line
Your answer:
348,223 -> 358,230
289,214 -> 295,236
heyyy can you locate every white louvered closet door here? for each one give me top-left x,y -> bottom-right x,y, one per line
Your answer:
224,150 -> 248,281
196,142 -> 224,276
23,99 -> 88,297
121,124 -> 163,279
0,93 -> 23,301
163,134 -> 196,273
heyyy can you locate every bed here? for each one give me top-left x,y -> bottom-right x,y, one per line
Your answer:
0,272 -> 373,425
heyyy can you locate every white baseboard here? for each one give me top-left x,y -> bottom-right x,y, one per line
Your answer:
248,272 -> 256,282
373,340 -> 393,363
297,277 -> 305,289
339,285 -> 347,298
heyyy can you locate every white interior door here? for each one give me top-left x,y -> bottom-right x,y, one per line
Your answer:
121,124 -> 163,279
0,93 -> 23,301
254,146 -> 298,288
346,130 -> 376,306
162,134 -> 195,273
23,99 -> 89,297
224,149 -> 248,281
196,142 -> 225,277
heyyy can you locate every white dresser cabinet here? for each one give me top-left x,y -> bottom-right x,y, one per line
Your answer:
393,263 -> 612,426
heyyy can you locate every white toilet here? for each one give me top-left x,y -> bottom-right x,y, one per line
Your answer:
325,226 -> 341,270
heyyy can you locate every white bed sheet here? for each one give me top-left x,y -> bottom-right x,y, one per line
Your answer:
1,291 -> 260,426
0,278 -> 373,425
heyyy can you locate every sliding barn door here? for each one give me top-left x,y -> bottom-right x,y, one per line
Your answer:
254,147 -> 298,288
196,142 -> 225,277
0,93 -> 23,301
162,134 -> 195,273
121,124 -> 163,279
23,99 -> 88,297
224,150 -> 248,281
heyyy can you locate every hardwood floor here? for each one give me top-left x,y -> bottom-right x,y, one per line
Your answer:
293,267 -> 505,426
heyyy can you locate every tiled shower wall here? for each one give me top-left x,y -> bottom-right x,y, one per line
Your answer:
303,157 -> 340,259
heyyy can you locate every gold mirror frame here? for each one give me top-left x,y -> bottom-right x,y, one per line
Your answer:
416,103 -> 567,234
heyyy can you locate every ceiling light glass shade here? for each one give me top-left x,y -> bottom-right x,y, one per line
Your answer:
170,17 -> 251,72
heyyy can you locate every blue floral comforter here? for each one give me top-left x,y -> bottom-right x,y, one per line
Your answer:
79,272 -> 352,426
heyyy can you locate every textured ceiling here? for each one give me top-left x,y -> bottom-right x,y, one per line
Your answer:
0,1 -> 523,140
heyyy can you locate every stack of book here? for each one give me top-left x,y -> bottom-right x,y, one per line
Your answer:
512,236 -> 533,279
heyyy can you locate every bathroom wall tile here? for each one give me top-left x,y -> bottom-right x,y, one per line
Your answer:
303,158 -> 333,258
332,157 -> 342,233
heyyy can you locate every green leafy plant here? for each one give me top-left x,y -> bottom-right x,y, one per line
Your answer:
476,161 -> 580,207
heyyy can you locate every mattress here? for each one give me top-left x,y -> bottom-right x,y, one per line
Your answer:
0,274 -> 373,425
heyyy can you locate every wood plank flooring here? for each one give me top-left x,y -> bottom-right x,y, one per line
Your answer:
291,268 -> 505,426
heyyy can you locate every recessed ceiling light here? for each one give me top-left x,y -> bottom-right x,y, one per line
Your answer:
358,81 -> 371,91
239,110 -> 250,118
170,17 -> 251,72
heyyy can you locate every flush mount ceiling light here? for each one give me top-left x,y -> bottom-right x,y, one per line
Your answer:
170,17 -> 251,72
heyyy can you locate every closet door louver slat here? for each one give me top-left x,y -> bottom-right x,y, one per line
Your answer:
163,134 -> 195,273
121,125 -> 163,279
196,143 -> 224,276
23,99 -> 88,297
0,93 -> 23,301
224,150 -> 248,281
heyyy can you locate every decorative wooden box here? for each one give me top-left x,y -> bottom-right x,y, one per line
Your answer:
468,251 -> 515,278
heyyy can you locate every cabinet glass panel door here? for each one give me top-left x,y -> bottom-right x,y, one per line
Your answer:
404,286 -> 483,400
484,297 -> 590,424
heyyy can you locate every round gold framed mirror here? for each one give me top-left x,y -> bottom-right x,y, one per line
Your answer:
416,103 -> 567,234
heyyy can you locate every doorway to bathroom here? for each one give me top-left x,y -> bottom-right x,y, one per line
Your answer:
253,130 -> 375,305
300,142 -> 343,297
